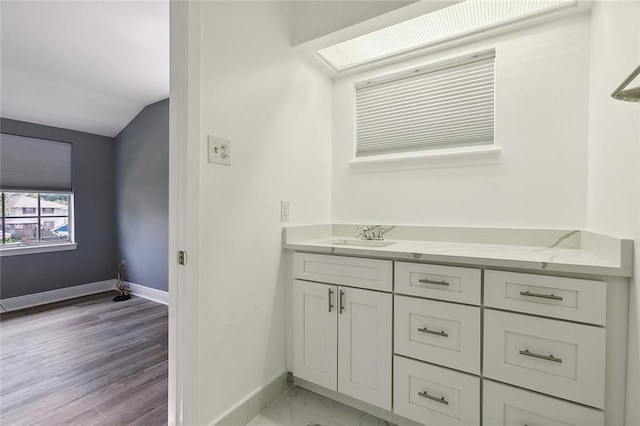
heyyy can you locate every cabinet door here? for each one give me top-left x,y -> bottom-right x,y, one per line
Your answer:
484,309 -> 606,408
294,252 -> 393,292
394,356 -> 480,426
484,270 -> 606,325
338,286 -> 392,410
394,296 -> 481,374
483,380 -> 604,426
293,280 -> 338,391
395,262 -> 481,305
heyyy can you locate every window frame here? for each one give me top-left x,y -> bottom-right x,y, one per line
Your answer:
1,192 -> 76,256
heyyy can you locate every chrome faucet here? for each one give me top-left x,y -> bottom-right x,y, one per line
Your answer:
358,225 -> 386,241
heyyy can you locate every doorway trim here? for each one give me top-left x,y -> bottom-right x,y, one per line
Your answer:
168,1 -> 202,424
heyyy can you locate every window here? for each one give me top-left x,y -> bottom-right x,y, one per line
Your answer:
316,1 -> 575,73
2,193 -> 72,246
354,50 -> 495,158
0,133 -> 74,251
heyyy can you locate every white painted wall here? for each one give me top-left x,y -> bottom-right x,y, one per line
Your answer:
587,2 -> 639,238
196,2 -> 332,424
586,2 -> 640,424
331,14 -> 592,229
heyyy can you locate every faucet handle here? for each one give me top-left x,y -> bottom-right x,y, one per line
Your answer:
370,225 -> 387,240
357,226 -> 371,240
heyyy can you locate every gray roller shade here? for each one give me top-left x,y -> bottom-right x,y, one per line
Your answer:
0,133 -> 72,192
355,50 -> 495,158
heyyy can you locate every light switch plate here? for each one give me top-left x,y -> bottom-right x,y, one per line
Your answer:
208,135 -> 231,166
281,200 -> 290,222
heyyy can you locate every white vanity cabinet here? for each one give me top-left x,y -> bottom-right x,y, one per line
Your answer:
290,248 -> 629,426
393,262 -> 482,425
482,270 -> 614,425
292,253 -> 393,410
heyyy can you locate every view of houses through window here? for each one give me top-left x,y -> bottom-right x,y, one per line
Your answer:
1,192 -> 71,246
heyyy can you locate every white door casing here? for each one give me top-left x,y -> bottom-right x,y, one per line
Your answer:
168,1 -> 202,424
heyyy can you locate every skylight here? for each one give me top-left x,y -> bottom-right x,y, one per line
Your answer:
316,0 -> 577,72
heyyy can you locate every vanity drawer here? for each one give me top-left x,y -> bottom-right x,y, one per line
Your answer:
394,296 -> 480,374
393,356 -> 480,426
485,270 -> 606,325
293,253 -> 392,292
394,262 -> 481,305
483,380 -> 604,426
484,310 -> 606,408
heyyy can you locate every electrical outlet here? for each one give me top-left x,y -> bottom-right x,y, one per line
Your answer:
208,135 -> 231,166
119,260 -> 126,270
281,200 -> 290,222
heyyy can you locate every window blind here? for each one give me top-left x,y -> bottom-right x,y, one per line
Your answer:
355,51 -> 495,158
0,133 -> 73,192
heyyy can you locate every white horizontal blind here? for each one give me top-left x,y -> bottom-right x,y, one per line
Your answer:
0,133 -> 72,192
355,51 -> 495,157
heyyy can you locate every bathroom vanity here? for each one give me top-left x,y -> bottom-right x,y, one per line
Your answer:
284,225 -> 633,426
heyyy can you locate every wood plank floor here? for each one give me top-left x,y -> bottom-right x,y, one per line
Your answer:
0,292 -> 168,425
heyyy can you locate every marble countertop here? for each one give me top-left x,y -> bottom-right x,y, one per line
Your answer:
283,224 -> 633,277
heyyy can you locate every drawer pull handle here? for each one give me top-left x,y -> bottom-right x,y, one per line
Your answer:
520,291 -> 563,301
328,288 -> 334,313
418,390 -> 449,405
519,349 -> 562,363
417,327 -> 449,337
418,278 -> 450,286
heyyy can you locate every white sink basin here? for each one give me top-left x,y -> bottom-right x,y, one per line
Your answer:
323,238 -> 396,248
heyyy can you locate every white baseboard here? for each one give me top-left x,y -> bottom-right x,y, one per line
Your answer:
126,281 -> 169,305
0,279 -> 116,312
210,370 -> 290,426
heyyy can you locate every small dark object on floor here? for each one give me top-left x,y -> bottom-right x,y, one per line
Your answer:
113,261 -> 131,302
113,294 -> 131,302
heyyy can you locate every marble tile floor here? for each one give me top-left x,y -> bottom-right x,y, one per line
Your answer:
247,386 -> 396,426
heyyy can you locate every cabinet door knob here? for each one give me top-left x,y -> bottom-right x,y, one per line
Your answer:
328,288 -> 334,313
339,289 -> 345,314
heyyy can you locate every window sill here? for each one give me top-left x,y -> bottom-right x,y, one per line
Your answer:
348,146 -> 501,170
0,242 -> 77,257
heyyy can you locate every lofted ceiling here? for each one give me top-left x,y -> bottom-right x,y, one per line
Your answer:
0,0 -> 169,138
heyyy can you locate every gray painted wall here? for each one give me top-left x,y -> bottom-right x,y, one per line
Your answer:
115,99 -> 168,292
0,118 -> 117,299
